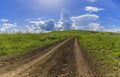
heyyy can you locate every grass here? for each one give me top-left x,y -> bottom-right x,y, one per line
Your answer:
50,30 -> 120,76
0,30 -> 120,76
0,32 -> 70,56
76,31 -> 120,77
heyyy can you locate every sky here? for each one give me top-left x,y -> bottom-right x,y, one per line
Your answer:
0,0 -> 120,33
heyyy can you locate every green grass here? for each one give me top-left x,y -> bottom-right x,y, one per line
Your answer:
0,30 -> 120,76
76,31 -> 120,77
62,30 -> 120,76
0,32 -> 70,56
50,30 -> 120,76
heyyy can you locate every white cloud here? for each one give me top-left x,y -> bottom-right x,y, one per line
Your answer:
10,28 -> 19,34
0,23 -> 17,33
30,20 -> 45,26
24,19 -> 55,33
26,9 -> 72,32
56,9 -> 104,31
1,8 -> 119,33
43,19 -> 55,31
88,23 -> 104,31
71,14 -> 102,30
103,27 -> 120,33
0,28 -> 6,33
85,6 -> 105,13
24,24 -> 50,33
25,25 -> 34,33
57,8 -> 72,30
71,25 -> 84,30
55,22 -> 64,31
87,0 -> 97,3
71,14 -> 99,29
1,19 -> 9,22
2,23 -> 17,29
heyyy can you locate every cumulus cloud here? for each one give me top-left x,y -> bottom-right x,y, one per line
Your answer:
55,22 -> 64,31
71,14 -> 99,29
0,9 -> 106,33
70,14 -> 105,31
42,19 -> 55,31
30,20 -> 45,26
2,23 -> 17,29
1,19 -> 9,22
1,8 -> 117,33
71,14 -> 99,22
85,6 -> 105,13
26,8 -> 72,32
24,19 -> 55,33
10,28 -> 19,34
25,25 -> 51,33
0,23 -> 17,33
56,9 -> 104,31
88,23 -> 104,31
103,26 -> 120,33
56,8 -> 72,30
70,14 -> 106,31
25,25 -> 35,33
0,28 -> 6,33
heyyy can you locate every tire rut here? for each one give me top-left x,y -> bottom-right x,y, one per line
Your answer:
0,38 -> 98,77
74,38 -> 97,77
46,38 -> 76,77
0,38 -> 71,77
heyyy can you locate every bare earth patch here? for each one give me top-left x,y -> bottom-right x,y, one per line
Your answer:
0,38 -> 98,77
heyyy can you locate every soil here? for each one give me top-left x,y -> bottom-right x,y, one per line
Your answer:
0,38 -> 98,77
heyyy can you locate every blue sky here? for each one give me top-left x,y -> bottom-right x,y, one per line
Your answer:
0,0 -> 120,33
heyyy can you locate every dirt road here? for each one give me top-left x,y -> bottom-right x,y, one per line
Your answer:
0,38 -> 97,77
74,38 -> 97,77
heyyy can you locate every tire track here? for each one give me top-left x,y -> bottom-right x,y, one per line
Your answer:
0,38 -> 98,77
74,38 -> 96,77
0,38 -> 71,77
46,38 -> 76,77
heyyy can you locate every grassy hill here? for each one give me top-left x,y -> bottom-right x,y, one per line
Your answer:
0,30 -> 120,76
0,32 -> 69,56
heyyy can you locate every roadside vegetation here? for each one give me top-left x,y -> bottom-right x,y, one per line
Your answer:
51,30 -> 120,76
77,31 -> 120,77
0,32 -> 69,56
0,30 -> 120,76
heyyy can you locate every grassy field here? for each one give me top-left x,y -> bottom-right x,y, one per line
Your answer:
0,30 -> 120,76
0,32 -> 69,56
50,30 -> 120,76
77,31 -> 120,76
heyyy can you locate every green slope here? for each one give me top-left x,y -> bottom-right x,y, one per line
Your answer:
0,33 -> 69,56
0,30 -> 120,76
51,30 -> 120,76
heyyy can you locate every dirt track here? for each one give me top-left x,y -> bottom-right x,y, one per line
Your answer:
0,38 -> 97,77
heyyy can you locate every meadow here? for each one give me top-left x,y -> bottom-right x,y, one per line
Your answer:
51,30 -> 120,76
0,30 -> 120,76
0,32 -> 69,56
77,31 -> 120,76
